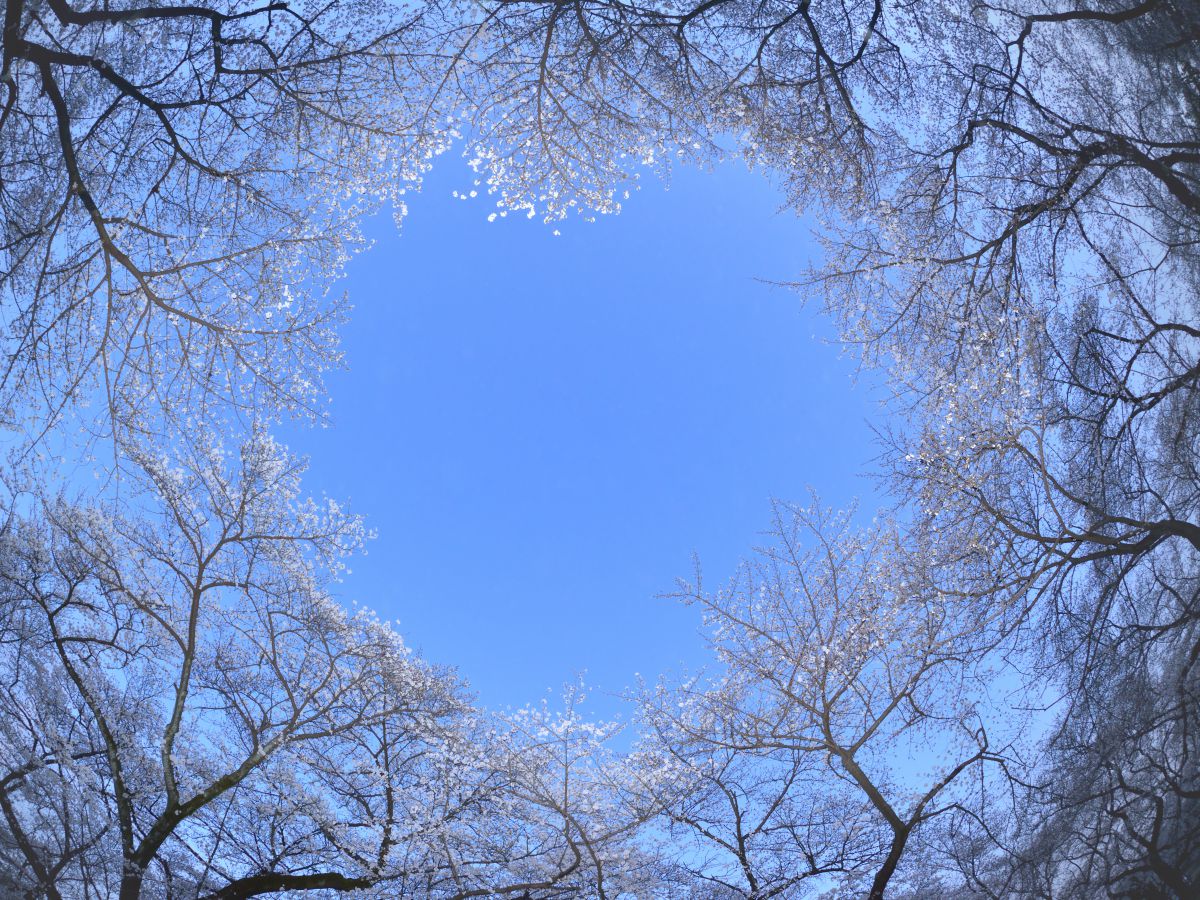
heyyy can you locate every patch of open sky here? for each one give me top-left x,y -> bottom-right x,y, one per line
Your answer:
278,155 -> 889,718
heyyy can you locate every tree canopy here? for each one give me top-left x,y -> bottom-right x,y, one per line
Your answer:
1,0 -> 1197,896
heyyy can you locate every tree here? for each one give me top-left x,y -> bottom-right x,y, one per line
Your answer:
969,635 -> 1200,898
0,0 -> 711,452
0,0 -> 463,449
456,683 -> 672,900
0,432 -> 659,898
639,502 -> 1011,899
797,5 -> 1200,891
0,430 -> 454,896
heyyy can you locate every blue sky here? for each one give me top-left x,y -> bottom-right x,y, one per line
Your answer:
282,158 -> 884,716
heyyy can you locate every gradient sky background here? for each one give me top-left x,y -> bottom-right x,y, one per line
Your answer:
281,157 -> 885,719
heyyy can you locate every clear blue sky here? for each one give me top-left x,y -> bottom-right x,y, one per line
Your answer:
282,158 -> 883,716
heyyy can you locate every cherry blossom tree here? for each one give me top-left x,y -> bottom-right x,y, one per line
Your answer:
638,502 -> 1012,899
0,0 -> 465,451
0,432 -> 663,899
442,683 -> 672,899
0,430 -> 453,896
0,0 -> 715,452
797,6 -> 1200,891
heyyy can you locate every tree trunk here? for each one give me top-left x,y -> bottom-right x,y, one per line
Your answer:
867,826 -> 911,900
